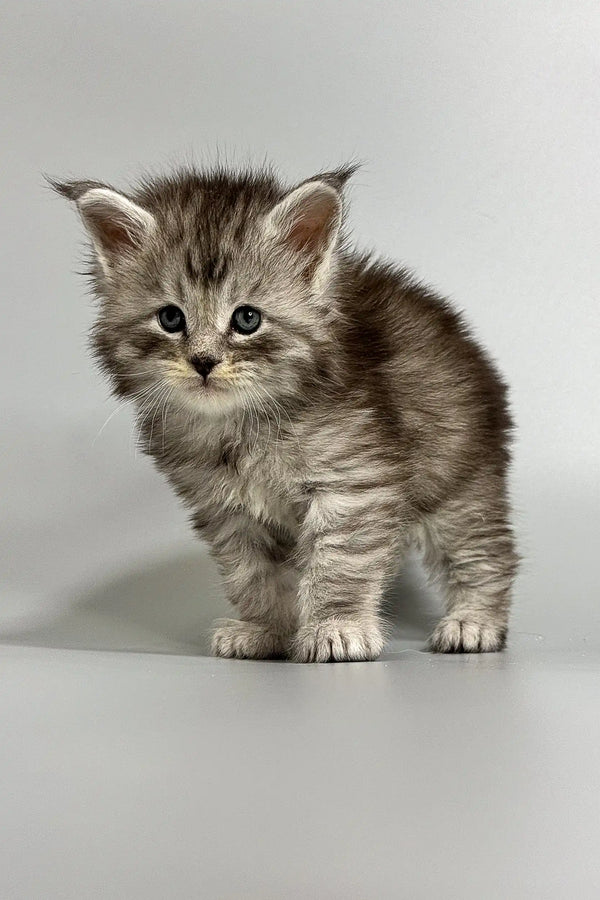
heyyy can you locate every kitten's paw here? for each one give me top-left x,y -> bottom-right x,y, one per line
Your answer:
211,618 -> 288,660
291,618 -> 385,663
429,616 -> 507,653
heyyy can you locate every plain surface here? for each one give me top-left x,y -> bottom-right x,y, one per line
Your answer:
2,638 -> 599,900
2,1 -> 600,897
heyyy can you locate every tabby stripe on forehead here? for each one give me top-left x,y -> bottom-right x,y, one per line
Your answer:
203,255 -> 229,284
184,249 -> 229,285
184,249 -> 199,282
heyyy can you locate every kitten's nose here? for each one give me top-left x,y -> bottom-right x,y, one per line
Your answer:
191,355 -> 219,381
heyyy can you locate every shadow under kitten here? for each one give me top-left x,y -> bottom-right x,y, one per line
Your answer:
0,551 -> 440,659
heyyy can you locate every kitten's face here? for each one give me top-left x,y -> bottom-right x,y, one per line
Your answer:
58,169 -> 347,419
94,220 -> 331,417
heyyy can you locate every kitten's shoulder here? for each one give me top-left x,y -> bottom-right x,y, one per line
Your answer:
333,251 -> 475,372
338,251 -> 465,332
334,249 -> 511,436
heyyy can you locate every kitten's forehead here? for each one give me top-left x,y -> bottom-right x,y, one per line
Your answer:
137,173 -> 277,304
176,265 -> 235,330
172,237 -> 256,318
137,169 -> 282,249
183,248 -> 231,286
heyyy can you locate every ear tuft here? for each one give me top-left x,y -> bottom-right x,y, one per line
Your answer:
303,162 -> 360,193
46,176 -> 109,202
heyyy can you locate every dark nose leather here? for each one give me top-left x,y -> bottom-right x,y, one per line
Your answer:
191,355 -> 219,381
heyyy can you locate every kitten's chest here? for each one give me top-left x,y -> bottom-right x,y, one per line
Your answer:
162,410 -> 308,534
222,451 -> 301,532
196,423 -> 305,534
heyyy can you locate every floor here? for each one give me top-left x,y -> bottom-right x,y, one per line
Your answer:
1,479 -> 599,898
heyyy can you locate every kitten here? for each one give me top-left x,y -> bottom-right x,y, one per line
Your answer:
54,164 -> 518,662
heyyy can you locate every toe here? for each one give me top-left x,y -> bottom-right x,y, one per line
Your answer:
291,619 -> 384,663
429,617 -> 507,654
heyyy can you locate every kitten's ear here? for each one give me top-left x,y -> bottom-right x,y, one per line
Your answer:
265,180 -> 342,279
51,179 -> 155,273
306,163 -> 359,193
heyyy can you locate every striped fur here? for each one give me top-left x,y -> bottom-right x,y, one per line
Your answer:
55,163 -> 519,662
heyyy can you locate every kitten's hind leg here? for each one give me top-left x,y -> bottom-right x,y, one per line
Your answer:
194,511 -> 298,660
423,471 -> 519,653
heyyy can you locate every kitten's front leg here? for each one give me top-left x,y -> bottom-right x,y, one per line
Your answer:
290,489 -> 402,663
196,511 -> 298,659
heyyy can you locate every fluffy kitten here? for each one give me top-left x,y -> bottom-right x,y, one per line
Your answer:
54,164 -> 518,662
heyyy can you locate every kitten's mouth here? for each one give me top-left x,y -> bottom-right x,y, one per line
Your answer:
199,376 -> 221,391
178,371 -> 236,406
185,374 -> 224,395
177,372 -> 242,415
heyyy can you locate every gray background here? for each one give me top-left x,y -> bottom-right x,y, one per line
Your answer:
1,1 -> 599,897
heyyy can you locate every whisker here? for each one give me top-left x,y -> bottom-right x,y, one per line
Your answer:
147,381 -> 173,452
131,379 -> 171,457
92,402 -> 126,445
161,385 -> 177,454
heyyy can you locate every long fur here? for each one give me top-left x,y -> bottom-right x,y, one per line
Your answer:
55,163 -> 519,662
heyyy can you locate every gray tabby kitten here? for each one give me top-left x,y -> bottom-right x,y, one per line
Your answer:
54,164 -> 518,662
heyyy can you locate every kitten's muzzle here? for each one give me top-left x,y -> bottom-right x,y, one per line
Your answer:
190,355 -> 220,382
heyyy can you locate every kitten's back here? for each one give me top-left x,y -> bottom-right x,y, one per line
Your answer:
334,254 -> 512,508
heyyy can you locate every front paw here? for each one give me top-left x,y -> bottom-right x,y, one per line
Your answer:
211,618 -> 288,660
429,616 -> 507,653
291,618 -> 385,663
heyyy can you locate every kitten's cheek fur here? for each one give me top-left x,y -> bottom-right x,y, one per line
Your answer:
290,619 -> 385,663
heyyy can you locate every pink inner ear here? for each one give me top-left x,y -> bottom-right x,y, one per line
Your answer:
95,218 -> 137,254
286,214 -> 324,252
283,190 -> 339,255
79,190 -> 153,261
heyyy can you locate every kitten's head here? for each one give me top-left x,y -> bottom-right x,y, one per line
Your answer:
54,165 -> 356,417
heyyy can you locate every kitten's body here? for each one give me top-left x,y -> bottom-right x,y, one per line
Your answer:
56,165 -> 518,661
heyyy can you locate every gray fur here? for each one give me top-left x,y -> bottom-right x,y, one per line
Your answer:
54,163 -> 518,662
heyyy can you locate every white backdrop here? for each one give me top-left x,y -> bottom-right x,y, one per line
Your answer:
2,0 -> 599,645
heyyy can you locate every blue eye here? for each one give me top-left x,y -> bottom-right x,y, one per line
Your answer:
158,305 -> 186,333
231,306 -> 261,335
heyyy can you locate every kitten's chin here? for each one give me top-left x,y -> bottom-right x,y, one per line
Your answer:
177,379 -> 241,416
